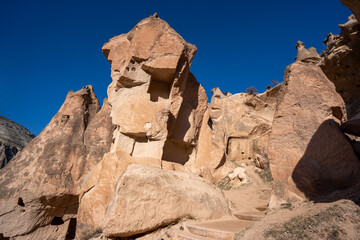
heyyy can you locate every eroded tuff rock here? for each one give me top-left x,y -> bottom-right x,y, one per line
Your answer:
342,0 -> 360,21
320,14 -> 360,120
77,15 -> 211,238
102,164 -> 229,238
76,150 -> 161,238
77,152 -> 230,238
103,14 -> 207,164
4,4 -> 360,239
295,41 -> 321,63
0,86 -> 113,239
0,116 -> 35,168
192,85 -> 280,182
268,61 -> 360,206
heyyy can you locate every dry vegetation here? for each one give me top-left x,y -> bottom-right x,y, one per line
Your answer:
264,202 -> 360,240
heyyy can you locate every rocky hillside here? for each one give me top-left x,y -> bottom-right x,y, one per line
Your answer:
0,1 -> 360,239
0,116 -> 35,169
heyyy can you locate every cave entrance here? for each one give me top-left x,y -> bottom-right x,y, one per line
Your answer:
147,77 -> 172,102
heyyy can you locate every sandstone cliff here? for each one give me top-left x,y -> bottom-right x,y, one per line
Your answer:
268,1 -> 360,206
268,61 -> 360,205
76,14 -> 229,238
102,14 -> 207,164
0,86 -> 114,239
0,116 -> 35,168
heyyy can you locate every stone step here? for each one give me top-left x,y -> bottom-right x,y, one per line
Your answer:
186,219 -> 254,240
177,231 -> 215,240
234,212 -> 264,221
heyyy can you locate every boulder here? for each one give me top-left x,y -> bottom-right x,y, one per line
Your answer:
0,116 -> 35,168
102,14 -> 207,165
268,61 -> 360,205
76,151 -> 160,239
0,86 -> 113,239
102,164 -> 229,238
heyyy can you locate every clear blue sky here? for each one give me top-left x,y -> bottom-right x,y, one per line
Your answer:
0,0 -> 353,135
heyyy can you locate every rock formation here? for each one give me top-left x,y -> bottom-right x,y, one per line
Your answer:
268,61 -> 360,205
295,41 -> 321,63
0,116 -> 35,168
102,14 -> 207,164
76,150 -> 161,238
0,86 -> 114,239
2,1 -> 360,239
342,0 -> 360,21
267,1 -> 360,206
78,159 -> 230,239
76,15 -> 228,238
102,164 -> 229,238
320,13 -> 360,119
193,85 -> 280,182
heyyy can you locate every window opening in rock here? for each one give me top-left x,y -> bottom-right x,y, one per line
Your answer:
51,217 -> 64,225
17,198 -> 25,207
147,78 -> 171,102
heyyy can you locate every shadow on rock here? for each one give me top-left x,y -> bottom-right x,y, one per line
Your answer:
292,119 -> 360,203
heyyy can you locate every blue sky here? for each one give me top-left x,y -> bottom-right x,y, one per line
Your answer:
0,0 -> 353,135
